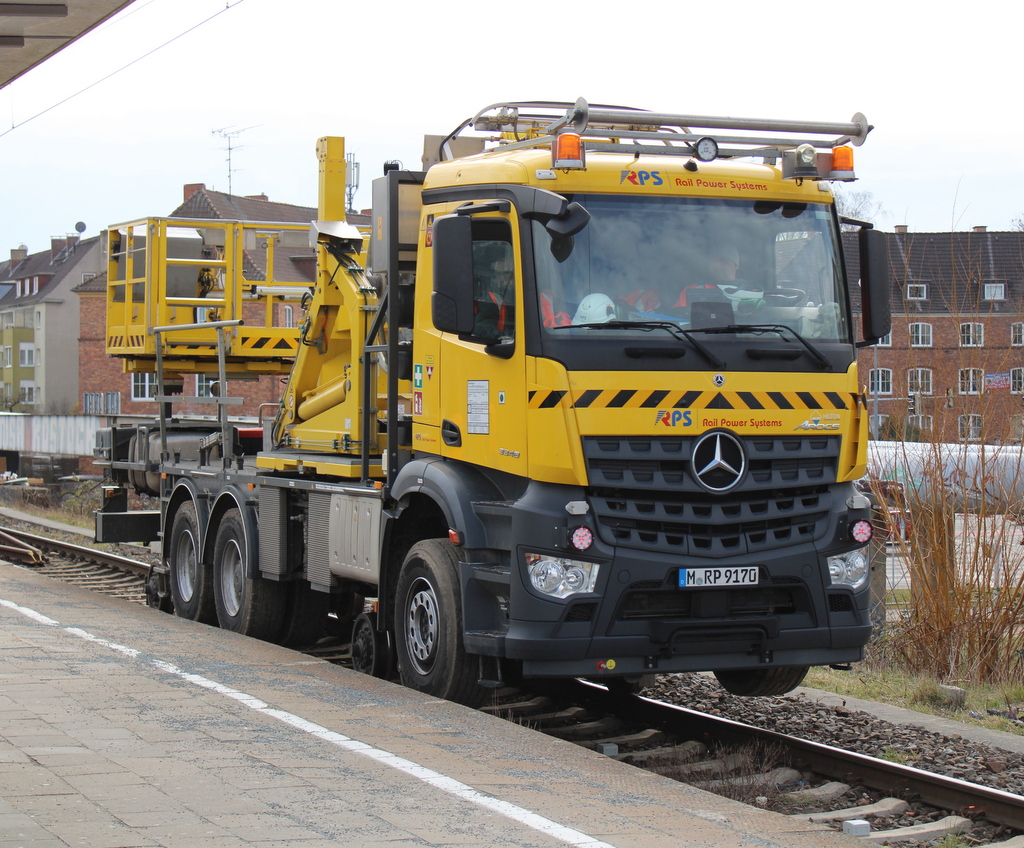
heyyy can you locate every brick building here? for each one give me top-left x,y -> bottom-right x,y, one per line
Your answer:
76,186 -> 341,420
853,226 -> 1024,443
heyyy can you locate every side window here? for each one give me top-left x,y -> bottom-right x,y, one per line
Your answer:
470,220 -> 515,342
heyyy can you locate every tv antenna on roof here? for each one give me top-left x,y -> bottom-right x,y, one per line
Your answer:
211,125 -> 260,196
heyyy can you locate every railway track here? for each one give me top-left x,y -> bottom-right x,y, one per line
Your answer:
486,681 -> 1024,844
3,519 -> 1023,846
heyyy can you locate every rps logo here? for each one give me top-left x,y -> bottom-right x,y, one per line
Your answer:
620,170 -> 663,186
655,409 -> 693,427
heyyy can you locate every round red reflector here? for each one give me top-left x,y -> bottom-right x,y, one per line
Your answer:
851,520 -> 873,543
571,526 -> 594,551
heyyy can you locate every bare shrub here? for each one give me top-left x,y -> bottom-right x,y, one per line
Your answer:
869,441 -> 1024,684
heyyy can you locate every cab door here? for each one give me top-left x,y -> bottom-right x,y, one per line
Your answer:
425,208 -> 528,477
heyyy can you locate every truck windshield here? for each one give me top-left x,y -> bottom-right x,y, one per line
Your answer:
534,195 -> 849,344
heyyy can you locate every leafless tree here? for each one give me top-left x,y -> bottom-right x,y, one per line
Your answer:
833,186 -> 885,230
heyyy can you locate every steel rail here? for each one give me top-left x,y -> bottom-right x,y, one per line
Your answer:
570,682 -> 1024,831
0,526 -> 151,578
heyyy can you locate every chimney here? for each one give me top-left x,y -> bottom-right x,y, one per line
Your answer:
973,225 -> 987,233
50,236 -> 67,261
184,183 -> 205,202
894,225 -> 908,234
10,245 -> 27,265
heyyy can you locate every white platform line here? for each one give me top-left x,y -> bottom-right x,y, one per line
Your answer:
0,597 -> 617,848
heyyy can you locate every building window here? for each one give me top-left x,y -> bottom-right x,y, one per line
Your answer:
906,283 -> 928,300
283,305 -> 294,328
1012,368 -> 1024,395
2,346 -> 9,368
983,282 -> 1005,301
959,322 -> 984,347
18,344 -> 34,367
959,413 -> 983,442
131,373 -> 158,401
909,322 -> 932,347
1013,323 -> 1024,347
19,382 -> 35,404
908,368 -> 932,396
908,414 -> 932,432
869,368 -> 892,396
81,272 -> 96,284
959,368 -> 983,395
875,332 -> 891,347
196,374 -> 216,398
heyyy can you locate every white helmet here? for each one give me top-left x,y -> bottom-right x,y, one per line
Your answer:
573,293 -> 617,324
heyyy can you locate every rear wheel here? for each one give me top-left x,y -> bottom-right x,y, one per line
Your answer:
168,502 -> 215,623
395,540 -> 486,707
212,509 -> 286,641
713,665 -> 809,697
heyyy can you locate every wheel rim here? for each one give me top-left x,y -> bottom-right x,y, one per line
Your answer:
405,577 -> 438,675
173,528 -> 198,602
220,537 -> 244,618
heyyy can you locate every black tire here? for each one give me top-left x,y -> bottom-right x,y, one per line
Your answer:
394,539 -> 486,707
351,612 -> 393,679
212,509 -> 286,641
277,582 -> 330,648
168,502 -> 215,623
713,665 -> 809,697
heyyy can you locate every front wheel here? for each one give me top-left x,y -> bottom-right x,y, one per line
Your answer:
212,509 -> 286,641
713,665 -> 809,697
394,540 -> 487,707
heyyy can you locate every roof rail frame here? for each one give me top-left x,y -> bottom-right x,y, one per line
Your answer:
444,98 -> 872,164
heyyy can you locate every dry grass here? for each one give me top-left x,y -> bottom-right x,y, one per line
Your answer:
869,443 -> 1024,686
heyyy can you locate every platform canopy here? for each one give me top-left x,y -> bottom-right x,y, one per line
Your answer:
0,1 -> 135,90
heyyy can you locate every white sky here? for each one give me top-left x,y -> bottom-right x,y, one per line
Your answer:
1,0 -> 1022,254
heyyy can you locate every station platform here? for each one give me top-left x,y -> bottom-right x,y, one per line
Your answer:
0,562 -> 864,848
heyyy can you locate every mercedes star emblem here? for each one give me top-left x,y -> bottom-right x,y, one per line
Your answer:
691,431 -> 746,493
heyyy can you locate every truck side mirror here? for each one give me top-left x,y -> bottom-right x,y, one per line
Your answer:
859,227 -> 891,344
432,214 -> 476,335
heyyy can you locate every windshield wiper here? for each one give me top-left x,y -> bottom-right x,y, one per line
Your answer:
554,321 -> 724,367
692,324 -> 832,371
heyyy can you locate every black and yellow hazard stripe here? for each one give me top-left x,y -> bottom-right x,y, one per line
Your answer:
527,388 -> 850,410
107,334 -> 148,349
242,335 -> 299,353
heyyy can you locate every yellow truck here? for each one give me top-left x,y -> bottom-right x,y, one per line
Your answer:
95,99 -> 891,706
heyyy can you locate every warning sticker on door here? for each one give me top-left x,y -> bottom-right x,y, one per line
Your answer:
468,380 -> 489,434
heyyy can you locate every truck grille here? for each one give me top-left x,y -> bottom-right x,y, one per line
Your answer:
583,435 -> 838,557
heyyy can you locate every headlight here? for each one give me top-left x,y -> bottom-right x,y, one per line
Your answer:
827,548 -> 870,590
525,553 -> 599,599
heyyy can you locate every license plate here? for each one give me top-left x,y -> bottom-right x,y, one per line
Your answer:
679,567 -> 759,588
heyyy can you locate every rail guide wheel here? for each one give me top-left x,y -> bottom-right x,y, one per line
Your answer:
350,612 -> 394,679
